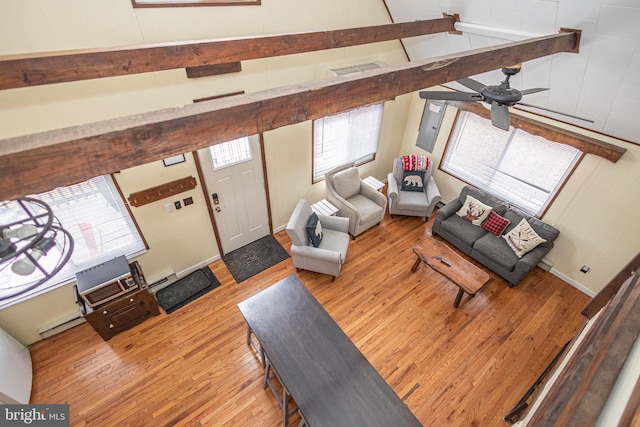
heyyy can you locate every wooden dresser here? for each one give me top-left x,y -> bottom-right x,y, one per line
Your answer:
74,261 -> 160,341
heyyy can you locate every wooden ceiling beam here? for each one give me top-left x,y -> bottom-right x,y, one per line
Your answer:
0,18 -> 456,90
0,31 -> 580,201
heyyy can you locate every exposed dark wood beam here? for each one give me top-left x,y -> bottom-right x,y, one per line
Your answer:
0,31 -> 580,201
186,62 -> 242,78
447,101 -> 626,163
527,271 -> 640,426
0,18 -> 456,90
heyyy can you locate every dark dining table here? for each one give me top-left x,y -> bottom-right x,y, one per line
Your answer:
237,274 -> 422,427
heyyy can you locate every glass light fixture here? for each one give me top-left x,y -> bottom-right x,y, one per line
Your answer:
0,197 -> 74,301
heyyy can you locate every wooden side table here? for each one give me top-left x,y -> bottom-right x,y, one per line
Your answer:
311,199 -> 338,216
363,176 -> 385,192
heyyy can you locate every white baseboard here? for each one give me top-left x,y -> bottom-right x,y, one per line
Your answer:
38,312 -> 85,339
273,224 -> 287,233
176,256 -> 220,279
550,268 -> 596,297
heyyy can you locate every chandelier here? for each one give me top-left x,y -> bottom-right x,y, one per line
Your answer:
0,197 -> 74,301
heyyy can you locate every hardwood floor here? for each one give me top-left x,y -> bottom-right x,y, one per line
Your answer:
29,212 -> 590,426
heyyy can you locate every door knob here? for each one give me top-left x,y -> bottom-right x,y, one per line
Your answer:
215,207 -> 221,212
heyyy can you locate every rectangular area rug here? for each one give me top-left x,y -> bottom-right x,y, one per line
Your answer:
222,234 -> 290,283
155,266 -> 221,314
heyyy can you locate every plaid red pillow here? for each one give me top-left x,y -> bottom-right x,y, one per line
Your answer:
482,211 -> 511,236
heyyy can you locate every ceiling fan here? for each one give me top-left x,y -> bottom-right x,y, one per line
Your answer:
419,64 -> 593,131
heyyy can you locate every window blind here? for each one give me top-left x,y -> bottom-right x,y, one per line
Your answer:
442,112 -> 581,215
313,103 -> 383,181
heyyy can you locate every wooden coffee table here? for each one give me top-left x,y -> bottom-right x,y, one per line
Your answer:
411,238 -> 490,308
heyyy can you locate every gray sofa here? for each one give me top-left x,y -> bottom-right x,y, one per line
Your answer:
432,186 -> 560,287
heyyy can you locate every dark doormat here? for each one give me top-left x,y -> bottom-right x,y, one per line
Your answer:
155,266 -> 221,314
222,235 -> 290,283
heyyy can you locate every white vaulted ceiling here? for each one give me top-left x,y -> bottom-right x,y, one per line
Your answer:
385,0 -> 640,143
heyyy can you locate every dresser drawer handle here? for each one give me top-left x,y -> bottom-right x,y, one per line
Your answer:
109,324 -> 114,329
103,310 -> 108,315
130,297 -> 135,302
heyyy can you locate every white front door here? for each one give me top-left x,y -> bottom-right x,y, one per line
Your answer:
197,135 -> 270,255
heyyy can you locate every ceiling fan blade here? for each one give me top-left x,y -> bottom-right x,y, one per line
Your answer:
516,102 -> 595,123
457,77 -> 487,93
491,102 -> 511,131
419,91 -> 483,102
520,87 -> 549,96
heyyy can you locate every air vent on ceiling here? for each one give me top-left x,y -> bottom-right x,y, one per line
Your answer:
327,62 -> 386,77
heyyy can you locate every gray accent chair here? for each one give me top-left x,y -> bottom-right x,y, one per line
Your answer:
286,199 -> 350,281
387,157 -> 441,220
325,163 -> 387,239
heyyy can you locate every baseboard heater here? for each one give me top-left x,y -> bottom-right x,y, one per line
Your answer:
148,271 -> 178,292
538,257 -> 554,272
38,313 -> 85,339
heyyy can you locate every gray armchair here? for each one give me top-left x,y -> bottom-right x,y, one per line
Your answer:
286,199 -> 350,281
387,157 -> 441,220
325,163 -> 387,239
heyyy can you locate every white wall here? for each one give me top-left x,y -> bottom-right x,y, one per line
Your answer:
0,0 -> 409,343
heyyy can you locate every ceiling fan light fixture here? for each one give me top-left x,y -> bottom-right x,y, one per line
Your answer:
419,65 -> 591,130
11,238 -> 56,276
0,197 -> 74,300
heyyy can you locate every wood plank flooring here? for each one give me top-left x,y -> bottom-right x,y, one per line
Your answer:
29,212 -> 591,426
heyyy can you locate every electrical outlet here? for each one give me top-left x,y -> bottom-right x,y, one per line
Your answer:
164,203 -> 173,213
183,197 -> 194,206
174,201 -> 182,210
580,265 -> 590,274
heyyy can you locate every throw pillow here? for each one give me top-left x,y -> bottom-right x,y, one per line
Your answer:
481,211 -> 511,236
503,218 -> 547,258
306,212 -> 323,247
456,195 -> 493,225
401,170 -> 426,192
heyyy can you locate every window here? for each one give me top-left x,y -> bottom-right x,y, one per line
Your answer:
209,136 -> 253,169
442,112 -> 581,216
313,103 -> 384,182
131,0 -> 259,7
0,176 -> 146,307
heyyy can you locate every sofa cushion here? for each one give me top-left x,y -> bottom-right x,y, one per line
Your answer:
306,212 -> 323,247
440,215 -> 488,246
401,170 -> 425,192
503,218 -> 546,258
349,194 -> 383,224
473,233 -> 520,271
481,211 -> 511,236
503,209 -> 559,247
397,190 -> 429,210
456,195 -> 493,225
458,187 -> 507,213
318,228 -> 350,262
332,167 -> 361,199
